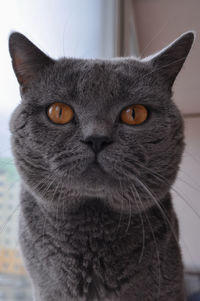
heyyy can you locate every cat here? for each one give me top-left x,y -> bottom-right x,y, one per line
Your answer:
9,31 -> 194,301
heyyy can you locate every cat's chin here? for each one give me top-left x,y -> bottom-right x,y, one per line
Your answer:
72,162 -> 116,199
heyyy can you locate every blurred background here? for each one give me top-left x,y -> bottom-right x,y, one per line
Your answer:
0,0 -> 200,300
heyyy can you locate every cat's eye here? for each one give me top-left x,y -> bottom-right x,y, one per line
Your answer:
47,102 -> 74,124
120,104 -> 148,125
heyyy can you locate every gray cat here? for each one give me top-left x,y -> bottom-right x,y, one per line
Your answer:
9,31 -> 194,301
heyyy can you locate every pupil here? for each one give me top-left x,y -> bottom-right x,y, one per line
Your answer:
132,109 -> 135,119
59,107 -> 62,118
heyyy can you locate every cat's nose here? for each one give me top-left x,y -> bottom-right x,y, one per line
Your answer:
81,135 -> 113,153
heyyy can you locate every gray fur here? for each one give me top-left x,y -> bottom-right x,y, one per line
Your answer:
9,32 -> 194,300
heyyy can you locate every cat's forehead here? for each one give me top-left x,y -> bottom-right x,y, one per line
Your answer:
50,57 -> 154,105
57,57 -> 149,81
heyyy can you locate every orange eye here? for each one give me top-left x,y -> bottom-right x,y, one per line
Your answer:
47,102 -> 74,124
120,104 -> 148,125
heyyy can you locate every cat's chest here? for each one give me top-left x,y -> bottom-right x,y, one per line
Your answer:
37,217 -> 126,296
26,206 -> 144,300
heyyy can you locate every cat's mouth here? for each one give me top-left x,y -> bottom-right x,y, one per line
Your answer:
85,160 -> 106,175
78,158 -> 110,184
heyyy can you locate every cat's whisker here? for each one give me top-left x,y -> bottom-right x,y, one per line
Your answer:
62,179 -> 66,221
172,186 -> 200,219
41,175 -> 56,198
184,149 -> 200,165
132,157 -> 200,193
0,203 -> 20,234
141,56 -> 191,81
121,160 -> 198,267
34,178 -> 54,203
116,179 -> 124,233
132,160 -> 200,220
42,176 -> 58,246
134,184 -> 161,300
134,176 -> 179,243
179,168 -> 200,189
140,16 -> 172,57
118,162 -> 180,245
16,155 -> 47,174
118,163 -> 181,273
176,176 -> 200,193
129,184 -> 145,264
0,175 -> 54,235
125,190 -> 132,233
55,181 -> 64,230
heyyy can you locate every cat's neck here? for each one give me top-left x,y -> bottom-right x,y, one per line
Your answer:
20,186 -> 174,244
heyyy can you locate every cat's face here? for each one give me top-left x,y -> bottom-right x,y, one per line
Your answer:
9,32 -> 194,213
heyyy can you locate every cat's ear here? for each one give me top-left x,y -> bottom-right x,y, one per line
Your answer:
143,31 -> 195,89
9,32 -> 54,87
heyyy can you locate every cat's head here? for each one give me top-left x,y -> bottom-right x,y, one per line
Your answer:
9,32 -> 194,213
